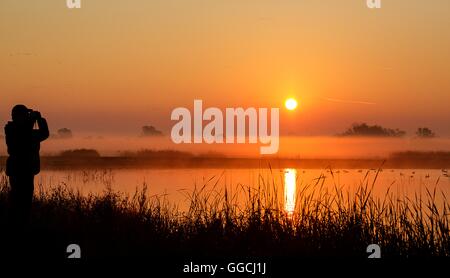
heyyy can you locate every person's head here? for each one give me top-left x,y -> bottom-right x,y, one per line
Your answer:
11,104 -> 31,124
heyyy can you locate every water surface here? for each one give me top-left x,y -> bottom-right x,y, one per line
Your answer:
35,168 -> 450,213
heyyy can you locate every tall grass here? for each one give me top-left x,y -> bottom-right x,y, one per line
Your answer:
0,168 -> 448,258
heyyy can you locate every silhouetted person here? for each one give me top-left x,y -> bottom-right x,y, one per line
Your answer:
5,105 -> 49,228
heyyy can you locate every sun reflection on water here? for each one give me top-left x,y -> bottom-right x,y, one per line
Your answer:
284,168 -> 297,214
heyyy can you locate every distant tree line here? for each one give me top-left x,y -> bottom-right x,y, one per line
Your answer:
59,149 -> 100,158
13,123 -> 436,139
340,123 -> 437,138
340,123 -> 406,137
390,151 -> 450,160
46,125 -> 165,139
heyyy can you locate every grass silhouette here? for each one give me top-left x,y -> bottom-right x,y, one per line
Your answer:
0,168 -> 448,259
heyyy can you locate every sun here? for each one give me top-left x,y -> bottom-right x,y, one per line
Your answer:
285,98 -> 298,111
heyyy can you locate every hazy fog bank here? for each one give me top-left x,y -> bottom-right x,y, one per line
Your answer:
1,135 -> 450,159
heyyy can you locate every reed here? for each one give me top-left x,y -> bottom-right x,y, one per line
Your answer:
0,168 -> 448,258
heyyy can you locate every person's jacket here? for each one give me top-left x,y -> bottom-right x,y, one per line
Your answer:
5,117 -> 49,176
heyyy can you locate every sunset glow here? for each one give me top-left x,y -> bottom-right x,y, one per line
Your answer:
1,1 -> 449,137
285,98 -> 298,111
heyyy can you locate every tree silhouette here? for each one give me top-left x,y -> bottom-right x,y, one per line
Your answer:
57,128 -> 73,139
416,127 -> 435,138
340,123 -> 406,137
141,125 -> 163,137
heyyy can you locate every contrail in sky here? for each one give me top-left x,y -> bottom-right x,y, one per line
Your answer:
321,97 -> 377,105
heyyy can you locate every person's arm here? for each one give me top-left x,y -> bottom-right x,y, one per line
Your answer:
36,115 -> 50,142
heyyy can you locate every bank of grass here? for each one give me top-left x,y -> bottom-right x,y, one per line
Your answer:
0,168 -> 448,259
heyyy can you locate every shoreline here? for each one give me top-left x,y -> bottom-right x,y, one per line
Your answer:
1,156 -> 449,170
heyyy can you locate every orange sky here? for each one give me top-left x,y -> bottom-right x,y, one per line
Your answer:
1,0 -> 450,136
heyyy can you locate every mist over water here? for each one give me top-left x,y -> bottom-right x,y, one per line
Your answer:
1,135 -> 448,158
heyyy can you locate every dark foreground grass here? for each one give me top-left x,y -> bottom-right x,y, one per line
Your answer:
0,169 -> 448,259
